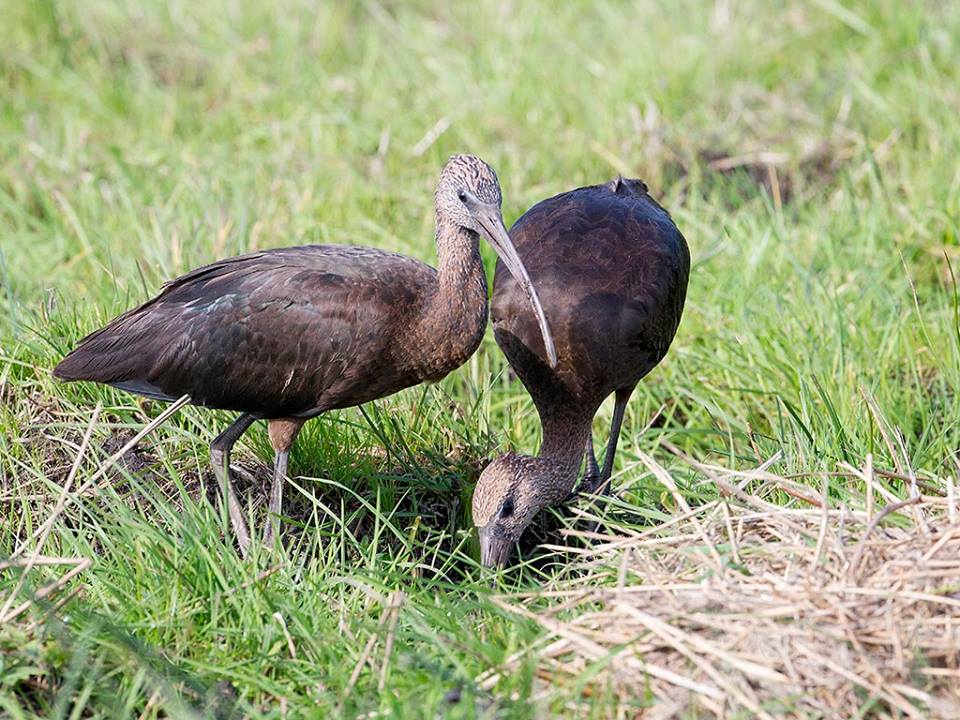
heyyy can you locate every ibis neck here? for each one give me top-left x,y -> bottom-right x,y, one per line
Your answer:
413,220 -> 489,378
534,411 -> 594,503
435,220 -> 486,294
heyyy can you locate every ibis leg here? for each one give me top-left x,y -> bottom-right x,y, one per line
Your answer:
594,386 -> 634,496
582,433 -> 600,489
564,432 -> 600,503
263,418 -> 306,547
263,449 -> 288,547
210,414 -> 256,557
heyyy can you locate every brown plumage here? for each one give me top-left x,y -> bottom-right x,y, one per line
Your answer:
472,177 -> 690,567
54,154 -> 556,556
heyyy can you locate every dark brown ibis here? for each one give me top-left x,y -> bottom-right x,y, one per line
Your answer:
54,154 -> 557,556
472,177 -> 689,567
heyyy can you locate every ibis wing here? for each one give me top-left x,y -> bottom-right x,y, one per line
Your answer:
54,245 -> 433,416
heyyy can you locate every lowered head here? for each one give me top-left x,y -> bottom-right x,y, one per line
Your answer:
436,154 -> 557,368
473,452 -> 569,568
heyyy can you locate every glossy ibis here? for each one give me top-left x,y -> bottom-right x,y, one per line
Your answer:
54,154 -> 557,556
472,177 -> 689,567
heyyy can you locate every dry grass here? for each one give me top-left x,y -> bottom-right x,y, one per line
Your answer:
487,452 -> 960,719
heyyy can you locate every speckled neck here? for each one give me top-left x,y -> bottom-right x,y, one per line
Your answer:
413,220 -> 489,379
535,410 -> 594,503
435,220 -> 486,293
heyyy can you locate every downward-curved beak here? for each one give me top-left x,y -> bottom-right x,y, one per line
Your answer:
478,526 -> 516,568
474,205 -> 558,368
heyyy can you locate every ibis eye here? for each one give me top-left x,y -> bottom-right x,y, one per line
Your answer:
500,498 -> 514,518
457,190 -> 468,203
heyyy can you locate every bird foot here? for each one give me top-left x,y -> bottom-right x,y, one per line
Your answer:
566,473 -> 614,540
580,473 -> 609,496
565,473 -> 600,503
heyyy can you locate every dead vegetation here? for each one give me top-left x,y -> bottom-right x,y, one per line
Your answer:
6,394 -> 959,717
485,452 -> 960,718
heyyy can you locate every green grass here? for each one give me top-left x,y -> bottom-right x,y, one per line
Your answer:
2,0 -> 959,717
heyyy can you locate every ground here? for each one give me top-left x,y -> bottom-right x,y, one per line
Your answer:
1,1 -> 959,718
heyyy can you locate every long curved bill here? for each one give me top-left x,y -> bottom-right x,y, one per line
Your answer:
475,206 -> 558,368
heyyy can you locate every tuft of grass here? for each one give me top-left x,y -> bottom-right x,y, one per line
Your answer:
2,0 -> 959,716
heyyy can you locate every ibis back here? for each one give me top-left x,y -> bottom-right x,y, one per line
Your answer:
491,179 -> 690,414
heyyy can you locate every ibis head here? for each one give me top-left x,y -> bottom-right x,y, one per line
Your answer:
437,155 -> 557,368
473,451 -> 569,568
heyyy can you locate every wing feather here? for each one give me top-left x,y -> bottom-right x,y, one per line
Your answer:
55,245 -> 435,416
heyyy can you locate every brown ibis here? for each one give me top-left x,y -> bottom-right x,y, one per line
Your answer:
54,154 -> 557,556
472,177 -> 689,567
